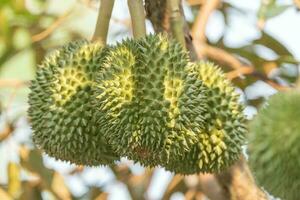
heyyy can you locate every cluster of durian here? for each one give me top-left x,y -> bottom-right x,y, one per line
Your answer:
248,91 -> 300,200
28,34 -> 246,174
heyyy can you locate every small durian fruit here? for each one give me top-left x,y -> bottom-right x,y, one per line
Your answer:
94,34 -> 207,167
28,40 -> 119,166
164,62 -> 246,174
248,91 -> 300,200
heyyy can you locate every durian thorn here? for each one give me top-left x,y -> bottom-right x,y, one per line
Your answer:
127,0 -> 146,39
167,0 -> 186,49
92,0 -> 115,44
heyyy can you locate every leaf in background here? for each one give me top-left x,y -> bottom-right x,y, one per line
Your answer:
258,0 -> 289,19
264,4 -> 290,18
7,162 -> 21,199
257,0 -> 291,28
254,32 -> 294,56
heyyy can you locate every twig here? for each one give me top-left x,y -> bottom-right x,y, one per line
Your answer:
167,0 -> 186,48
31,10 -> 72,43
0,123 -> 13,142
226,67 -> 254,80
0,79 -> 28,88
192,0 -> 220,58
187,0 -> 206,6
199,44 -> 245,69
194,44 -> 289,91
161,175 -> 185,200
92,0 -> 115,43
127,0 -> 146,39
294,0 -> 300,9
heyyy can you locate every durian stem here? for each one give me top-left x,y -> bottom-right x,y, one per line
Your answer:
167,0 -> 186,49
127,0 -> 146,39
92,0 -> 115,44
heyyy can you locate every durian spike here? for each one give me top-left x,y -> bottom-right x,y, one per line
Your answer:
127,0 -> 146,39
92,0 -> 115,44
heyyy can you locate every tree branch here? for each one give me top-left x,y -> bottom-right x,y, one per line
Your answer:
31,9 -> 72,43
192,0 -> 220,58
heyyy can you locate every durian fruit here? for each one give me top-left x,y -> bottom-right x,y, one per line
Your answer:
93,34 -> 208,166
28,40 -> 119,166
248,91 -> 300,200
164,62 -> 246,174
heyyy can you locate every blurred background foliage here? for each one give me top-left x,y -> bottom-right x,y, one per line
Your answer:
0,0 -> 299,199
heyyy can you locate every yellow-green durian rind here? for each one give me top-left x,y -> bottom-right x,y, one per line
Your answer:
249,92 -> 300,200
164,62 -> 246,174
93,34 -> 208,167
28,40 -> 119,166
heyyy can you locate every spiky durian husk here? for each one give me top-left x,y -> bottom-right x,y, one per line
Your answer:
28,40 -> 119,166
248,92 -> 300,200
164,62 -> 246,174
94,34 -> 207,166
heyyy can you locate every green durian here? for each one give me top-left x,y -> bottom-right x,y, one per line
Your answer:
248,91 -> 300,200
93,34 -> 207,166
164,62 -> 246,174
28,40 -> 119,166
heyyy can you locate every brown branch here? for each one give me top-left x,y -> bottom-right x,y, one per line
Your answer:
192,0 -> 220,43
216,157 -> 268,200
196,44 -> 290,91
226,67 -> 254,80
161,175 -> 185,200
192,0 -> 220,58
31,10 -> 72,43
187,0 -> 206,6
294,0 -> 300,9
0,123 -> 13,142
0,79 -> 28,88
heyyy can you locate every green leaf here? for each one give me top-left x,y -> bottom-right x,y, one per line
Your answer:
264,5 -> 291,19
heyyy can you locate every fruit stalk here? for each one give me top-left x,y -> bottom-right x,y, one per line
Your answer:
127,0 -> 146,39
92,0 -> 115,43
167,0 -> 186,49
